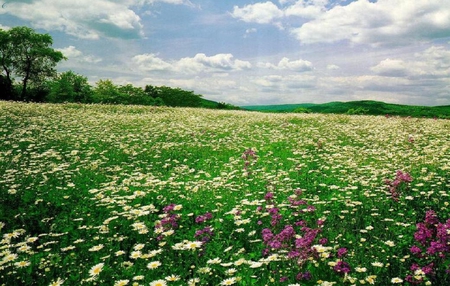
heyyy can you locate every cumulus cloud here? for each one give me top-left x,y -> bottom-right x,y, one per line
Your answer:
0,0 -> 193,39
284,0 -> 329,19
57,46 -> 102,63
231,0 -> 450,46
259,57 -> 314,72
371,59 -> 409,77
371,46 -> 450,79
132,53 -> 252,74
291,0 -> 450,45
231,2 -> 284,24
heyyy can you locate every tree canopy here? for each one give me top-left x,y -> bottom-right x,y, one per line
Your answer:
0,26 -> 65,101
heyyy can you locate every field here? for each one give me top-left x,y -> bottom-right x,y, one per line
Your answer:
1,101 -> 449,286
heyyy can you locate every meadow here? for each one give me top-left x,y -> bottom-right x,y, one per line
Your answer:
0,101 -> 449,286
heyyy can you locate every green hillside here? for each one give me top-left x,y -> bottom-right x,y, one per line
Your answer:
242,100 -> 450,118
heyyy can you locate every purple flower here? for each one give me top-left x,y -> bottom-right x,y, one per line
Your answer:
337,247 -> 348,258
264,192 -> 274,201
410,245 -> 422,255
424,210 -> 439,225
333,260 -> 351,274
296,271 -> 311,281
319,238 -> 328,245
414,222 -> 433,246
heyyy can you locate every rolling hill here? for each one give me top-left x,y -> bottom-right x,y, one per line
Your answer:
242,100 -> 450,118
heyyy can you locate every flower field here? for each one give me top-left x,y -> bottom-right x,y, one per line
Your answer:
1,101 -> 449,286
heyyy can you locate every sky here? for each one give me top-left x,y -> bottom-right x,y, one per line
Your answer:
1,0 -> 450,106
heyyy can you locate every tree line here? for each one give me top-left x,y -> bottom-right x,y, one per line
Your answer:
0,26 -> 237,109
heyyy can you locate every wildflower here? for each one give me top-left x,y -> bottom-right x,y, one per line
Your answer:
115,250 -> 126,256
184,241 -> 202,250
49,278 -> 65,286
3,253 -> 18,262
207,257 -> 222,264
133,243 -> 145,250
221,277 -> 237,285
129,251 -> 142,259
366,275 -> 377,284
147,261 -> 162,269
165,275 -> 180,281
355,267 -> 367,272
198,267 -> 211,274
371,262 -> 384,267
248,261 -> 263,268
385,240 -> 395,247
188,278 -> 200,286
150,280 -> 167,286
89,263 -> 104,276
391,277 -> 403,283
114,280 -> 129,286
337,247 -> 348,258
14,260 -> 30,268
88,244 -> 104,252
333,260 -> 351,274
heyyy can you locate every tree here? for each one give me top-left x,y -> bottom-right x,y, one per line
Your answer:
47,71 -> 92,103
0,26 -> 65,101
0,30 -> 14,100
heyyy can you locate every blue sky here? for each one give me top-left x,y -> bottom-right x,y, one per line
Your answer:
1,0 -> 450,106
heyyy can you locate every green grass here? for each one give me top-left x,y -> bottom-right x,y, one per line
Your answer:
242,100 -> 450,118
1,101 -> 449,285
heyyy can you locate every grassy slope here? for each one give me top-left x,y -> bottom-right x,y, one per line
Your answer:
242,100 -> 450,118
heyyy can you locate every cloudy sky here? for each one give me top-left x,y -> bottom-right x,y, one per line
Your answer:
1,0 -> 450,106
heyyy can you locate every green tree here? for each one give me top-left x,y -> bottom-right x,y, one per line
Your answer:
93,79 -> 121,103
47,71 -> 92,103
0,26 -> 65,101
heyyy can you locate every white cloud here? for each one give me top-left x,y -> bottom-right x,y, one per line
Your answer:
371,46 -> 450,79
290,0 -> 450,45
284,0 -> 329,19
57,46 -> 102,63
259,57 -> 313,72
0,0 -> 193,40
132,53 -> 252,74
231,1 -> 284,24
371,59 -> 409,77
326,64 -> 340,70
132,53 -> 173,71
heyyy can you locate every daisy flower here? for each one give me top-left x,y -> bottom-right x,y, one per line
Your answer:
147,261 -> 162,269
150,280 -> 167,286
184,241 -> 202,250
114,280 -> 129,286
165,274 -> 180,281
391,277 -> 403,283
89,263 -> 104,277
14,260 -> 30,268
221,277 -> 237,285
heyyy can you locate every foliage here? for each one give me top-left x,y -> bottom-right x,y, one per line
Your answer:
46,71 -> 92,103
244,100 -> 450,119
1,102 -> 449,285
346,107 -> 369,115
293,107 -> 311,113
0,26 -> 65,101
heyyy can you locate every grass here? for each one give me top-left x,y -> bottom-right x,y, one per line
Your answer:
242,100 -> 450,118
1,101 -> 449,286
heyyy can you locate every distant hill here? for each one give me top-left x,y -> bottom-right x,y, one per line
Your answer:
242,100 -> 450,118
